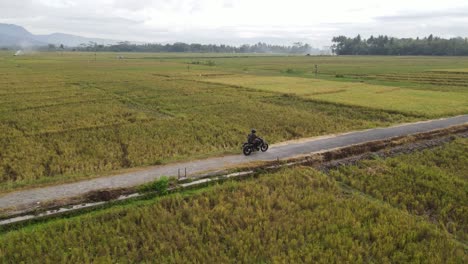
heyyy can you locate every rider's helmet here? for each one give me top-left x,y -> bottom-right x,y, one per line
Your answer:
251,129 -> 256,134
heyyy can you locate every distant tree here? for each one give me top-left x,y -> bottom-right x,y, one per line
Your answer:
72,41 -> 317,54
332,35 -> 468,56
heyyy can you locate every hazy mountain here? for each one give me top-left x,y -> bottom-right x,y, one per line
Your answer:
0,23 -> 119,48
0,23 -> 44,47
35,33 -> 118,47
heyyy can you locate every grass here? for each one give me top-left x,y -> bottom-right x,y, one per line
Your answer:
138,176 -> 171,194
0,52 -> 467,191
0,139 -> 466,263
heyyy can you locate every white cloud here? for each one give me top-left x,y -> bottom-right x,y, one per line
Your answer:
38,0 -> 76,8
0,0 -> 467,46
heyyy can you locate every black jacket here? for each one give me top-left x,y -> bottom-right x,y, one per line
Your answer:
248,133 -> 258,143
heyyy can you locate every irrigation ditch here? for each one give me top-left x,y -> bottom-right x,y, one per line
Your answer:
0,124 -> 467,231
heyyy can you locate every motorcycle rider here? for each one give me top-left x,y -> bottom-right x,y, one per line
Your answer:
248,129 -> 262,150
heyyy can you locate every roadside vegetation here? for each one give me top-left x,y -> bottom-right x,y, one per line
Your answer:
1,139 -> 466,263
0,53 -> 467,191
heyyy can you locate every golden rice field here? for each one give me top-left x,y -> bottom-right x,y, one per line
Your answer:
203,75 -> 468,116
1,138 -> 466,263
0,52 -> 467,191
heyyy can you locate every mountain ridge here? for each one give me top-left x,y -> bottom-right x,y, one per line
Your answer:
0,23 -> 119,47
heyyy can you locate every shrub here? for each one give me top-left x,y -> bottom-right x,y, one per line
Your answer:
139,176 -> 170,195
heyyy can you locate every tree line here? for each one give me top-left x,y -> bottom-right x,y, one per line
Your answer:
332,35 -> 468,56
73,41 -> 316,54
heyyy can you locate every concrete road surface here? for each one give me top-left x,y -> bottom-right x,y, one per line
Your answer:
0,115 -> 467,211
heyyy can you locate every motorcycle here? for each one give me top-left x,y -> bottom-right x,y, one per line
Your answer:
242,138 -> 269,156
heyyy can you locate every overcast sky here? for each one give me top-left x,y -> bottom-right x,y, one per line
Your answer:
1,0 -> 467,47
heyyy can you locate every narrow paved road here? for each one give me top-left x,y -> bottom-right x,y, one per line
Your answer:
1,115 -> 467,211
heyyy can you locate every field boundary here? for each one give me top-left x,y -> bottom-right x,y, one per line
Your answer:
0,115 -> 466,215
1,123 -> 467,227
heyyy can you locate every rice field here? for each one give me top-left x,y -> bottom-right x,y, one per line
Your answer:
203,75 -> 468,116
0,52 -> 467,191
1,138 -> 466,263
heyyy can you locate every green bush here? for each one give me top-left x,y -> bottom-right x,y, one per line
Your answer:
139,176 -> 170,195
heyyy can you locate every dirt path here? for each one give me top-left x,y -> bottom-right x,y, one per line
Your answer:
1,115 -> 467,211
